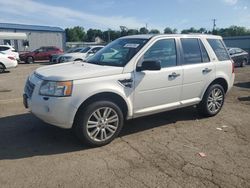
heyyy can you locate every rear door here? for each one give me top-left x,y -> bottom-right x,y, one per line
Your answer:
180,38 -> 215,104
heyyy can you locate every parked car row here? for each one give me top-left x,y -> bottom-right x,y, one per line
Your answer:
53,45 -> 104,63
228,47 -> 249,67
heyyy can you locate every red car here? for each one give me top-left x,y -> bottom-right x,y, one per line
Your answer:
20,46 -> 63,64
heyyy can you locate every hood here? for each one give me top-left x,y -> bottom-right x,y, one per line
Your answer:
35,61 -> 123,81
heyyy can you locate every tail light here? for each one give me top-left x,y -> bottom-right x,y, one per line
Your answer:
8,56 -> 15,61
231,60 -> 235,73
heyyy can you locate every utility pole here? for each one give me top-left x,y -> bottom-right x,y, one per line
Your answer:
212,19 -> 217,34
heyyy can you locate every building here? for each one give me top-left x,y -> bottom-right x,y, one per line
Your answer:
0,23 -> 66,52
66,37 -> 106,50
224,35 -> 250,61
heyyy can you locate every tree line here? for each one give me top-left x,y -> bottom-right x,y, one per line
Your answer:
65,26 -> 250,42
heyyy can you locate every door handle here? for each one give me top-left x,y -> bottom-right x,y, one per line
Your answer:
202,68 -> 212,73
169,72 -> 180,78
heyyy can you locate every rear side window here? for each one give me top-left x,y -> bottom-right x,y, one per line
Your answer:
181,38 -> 202,64
207,39 -> 230,61
0,46 -> 10,51
143,39 -> 177,68
199,40 -> 210,62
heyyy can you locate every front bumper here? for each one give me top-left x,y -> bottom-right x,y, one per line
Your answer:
23,76 -> 78,129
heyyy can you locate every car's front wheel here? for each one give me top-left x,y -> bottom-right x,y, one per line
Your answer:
0,63 -> 5,73
26,56 -> 34,64
74,100 -> 124,146
198,84 -> 225,117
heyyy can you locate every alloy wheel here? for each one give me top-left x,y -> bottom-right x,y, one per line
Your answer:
86,107 -> 119,142
207,88 -> 224,113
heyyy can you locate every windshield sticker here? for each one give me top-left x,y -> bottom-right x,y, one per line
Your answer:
124,43 -> 140,48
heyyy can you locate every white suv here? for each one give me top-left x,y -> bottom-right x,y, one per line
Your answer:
23,34 -> 235,146
0,45 -> 20,61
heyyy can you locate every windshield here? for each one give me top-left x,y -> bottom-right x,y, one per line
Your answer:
86,38 -> 149,67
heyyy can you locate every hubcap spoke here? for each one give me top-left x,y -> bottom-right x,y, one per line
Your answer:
87,120 -> 98,128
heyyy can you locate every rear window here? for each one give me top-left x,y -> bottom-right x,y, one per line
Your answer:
207,39 -> 230,61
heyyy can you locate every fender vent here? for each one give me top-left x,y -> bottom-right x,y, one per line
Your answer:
118,79 -> 133,88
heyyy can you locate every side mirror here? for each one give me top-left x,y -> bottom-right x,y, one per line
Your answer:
137,60 -> 161,72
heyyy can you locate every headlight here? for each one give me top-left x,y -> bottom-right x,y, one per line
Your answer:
39,80 -> 73,97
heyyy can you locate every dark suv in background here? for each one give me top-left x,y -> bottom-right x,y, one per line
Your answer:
20,46 -> 63,64
228,48 -> 249,67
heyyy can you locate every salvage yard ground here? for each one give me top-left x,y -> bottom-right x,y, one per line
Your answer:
0,64 -> 250,188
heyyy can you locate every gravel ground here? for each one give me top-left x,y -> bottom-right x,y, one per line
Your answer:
0,63 -> 249,188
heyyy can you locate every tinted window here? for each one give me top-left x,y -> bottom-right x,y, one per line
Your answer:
0,46 -> 10,51
207,39 -> 230,61
143,39 -> 177,68
81,47 -> 91,53
181,38 -> 202,64
91,47 -> 103,53
199,40 -> 210,62
46,47 -> 57,51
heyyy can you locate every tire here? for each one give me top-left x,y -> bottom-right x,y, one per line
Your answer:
241,59 -> 247,67
26,56 -> 34,64
0,63 -> 5,73
74,100 -> 124,147
74,59 -> 83,62
198,84 -> 225,117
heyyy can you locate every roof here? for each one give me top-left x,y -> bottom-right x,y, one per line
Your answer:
121,34 -> 222,40
0,23 -> 64,33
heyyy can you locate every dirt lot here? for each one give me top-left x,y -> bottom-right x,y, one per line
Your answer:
0,63 -> 249,188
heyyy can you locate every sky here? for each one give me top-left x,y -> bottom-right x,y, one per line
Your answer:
0,0 -> 249,32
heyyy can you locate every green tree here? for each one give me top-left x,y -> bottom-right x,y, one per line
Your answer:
149,29 -> 160,34
163,27 -> 178,34
86,29 -> 103,42
127,29 -> 139,35
216,26 -> 250,37
102,30 -> 121,42
164,27 -> 173,34
65,26 -> 86,42
139,27 -> 149,34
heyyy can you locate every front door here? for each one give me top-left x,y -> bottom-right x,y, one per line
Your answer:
133,38 -> 183,116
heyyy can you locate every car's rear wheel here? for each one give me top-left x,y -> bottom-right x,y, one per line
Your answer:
26,56 -> 34,64
74,100 -> 124,146
0,63 -> 5,73
241,59 -> 247,67
198,84 -> 225,117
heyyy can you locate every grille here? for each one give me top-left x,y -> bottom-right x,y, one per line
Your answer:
25,79 -> 35,98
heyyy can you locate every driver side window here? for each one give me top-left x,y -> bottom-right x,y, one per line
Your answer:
143,39 -> 177,68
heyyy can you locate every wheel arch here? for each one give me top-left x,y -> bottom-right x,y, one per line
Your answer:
203,77 -> 229,99
73,92 -> 129,125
